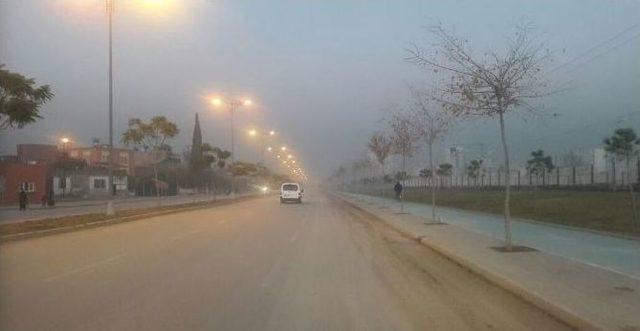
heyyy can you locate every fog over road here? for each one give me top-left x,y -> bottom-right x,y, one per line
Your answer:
0,192 -> 569,331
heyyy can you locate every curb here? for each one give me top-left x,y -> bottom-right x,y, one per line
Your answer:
1,194 -> 261,243
333,193 -> 603,331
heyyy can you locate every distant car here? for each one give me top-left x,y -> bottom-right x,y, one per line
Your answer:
280,182 -> 303,203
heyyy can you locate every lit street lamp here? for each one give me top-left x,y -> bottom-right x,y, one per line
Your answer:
247,128 -> 276,164
210,97 -> 252,165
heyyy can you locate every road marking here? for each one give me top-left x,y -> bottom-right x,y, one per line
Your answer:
44,253 -> 126,283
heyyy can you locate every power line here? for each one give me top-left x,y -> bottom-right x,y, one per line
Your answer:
565,32 -> 640,74
550,23 -> 640,73
530,111 -> 640,143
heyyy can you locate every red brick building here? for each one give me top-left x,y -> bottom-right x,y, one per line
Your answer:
17,144 -> 59,163
68,145 -> 135,175
0,162 -> 50,205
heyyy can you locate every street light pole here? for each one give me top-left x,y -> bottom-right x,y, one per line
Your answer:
229,101 -> 237,165
106,0 -> 115,215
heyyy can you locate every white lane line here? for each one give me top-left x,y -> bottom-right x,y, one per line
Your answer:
44,253 -> 126,283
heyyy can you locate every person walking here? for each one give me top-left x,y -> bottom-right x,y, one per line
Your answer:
18,189 -> 28,211
394,181 -> 406,213
394,181 -> 403,200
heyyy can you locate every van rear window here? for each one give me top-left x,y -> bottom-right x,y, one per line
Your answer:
283,184 -> 298,191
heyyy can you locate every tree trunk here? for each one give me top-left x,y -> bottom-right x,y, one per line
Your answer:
627,158 -> 639,229
499,112 -> 513,250
380,165 -> 385,200
154,165 -> 161,206
429,141 -> 437,222
401,154 -> 406,213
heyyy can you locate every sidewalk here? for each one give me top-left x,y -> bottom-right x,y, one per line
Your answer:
336,193 -> 640,331
0,194 -> 212,210
0,193 -> 246,224
348,193 -> 640,278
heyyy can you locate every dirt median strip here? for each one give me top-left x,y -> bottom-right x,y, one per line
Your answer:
330,193 -> 602,331
0,194 -> 264,243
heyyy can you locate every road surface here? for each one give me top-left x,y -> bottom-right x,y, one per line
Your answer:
0,191 -> 570,331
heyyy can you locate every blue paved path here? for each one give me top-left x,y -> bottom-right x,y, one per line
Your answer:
347,193 -> 640,279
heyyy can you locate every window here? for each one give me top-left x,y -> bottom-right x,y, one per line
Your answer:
101,151 -> 110,163
19,182 -> 35,193
94,178 -> 106,189
282,184 -> 298,191
119,152 -> 129,164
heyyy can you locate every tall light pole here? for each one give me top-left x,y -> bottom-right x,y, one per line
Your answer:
60,137 -> 71,199
211,97 -> 252,164
211,97 -> 252,195
106,0 -> 115,215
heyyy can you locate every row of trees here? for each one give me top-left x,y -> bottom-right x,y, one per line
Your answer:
120,116 -> 288,196
333,23 -> 554,250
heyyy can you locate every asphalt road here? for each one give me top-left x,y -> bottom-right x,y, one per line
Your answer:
0,191 -> 570,331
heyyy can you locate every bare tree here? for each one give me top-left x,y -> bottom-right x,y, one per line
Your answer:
389,111 -> 419,212
368,133 -> 393,199
408,24 -> 552,249
409,87 -> 453,222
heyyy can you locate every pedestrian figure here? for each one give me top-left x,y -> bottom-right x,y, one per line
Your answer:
394,181 -> 403,200
19,189 -> 28,211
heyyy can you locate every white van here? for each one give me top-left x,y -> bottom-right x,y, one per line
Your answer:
280,182 -> 303,203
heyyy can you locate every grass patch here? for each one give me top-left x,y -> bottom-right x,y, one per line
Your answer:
363,188 -> 639,236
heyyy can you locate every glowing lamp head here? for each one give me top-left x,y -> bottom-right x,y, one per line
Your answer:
211,98 -> 223,107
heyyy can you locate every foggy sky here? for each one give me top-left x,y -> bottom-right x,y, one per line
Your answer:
1,0 -> 639,178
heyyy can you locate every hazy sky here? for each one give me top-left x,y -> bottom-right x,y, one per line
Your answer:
2,0 -> 639,177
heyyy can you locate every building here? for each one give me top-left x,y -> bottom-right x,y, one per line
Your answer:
0,144 -> 59,205
52,168 -> 128,198
68,144 -> 135,175
0,161 -> 51,205
17,144 -> 59,163
0,142 -> 134,205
